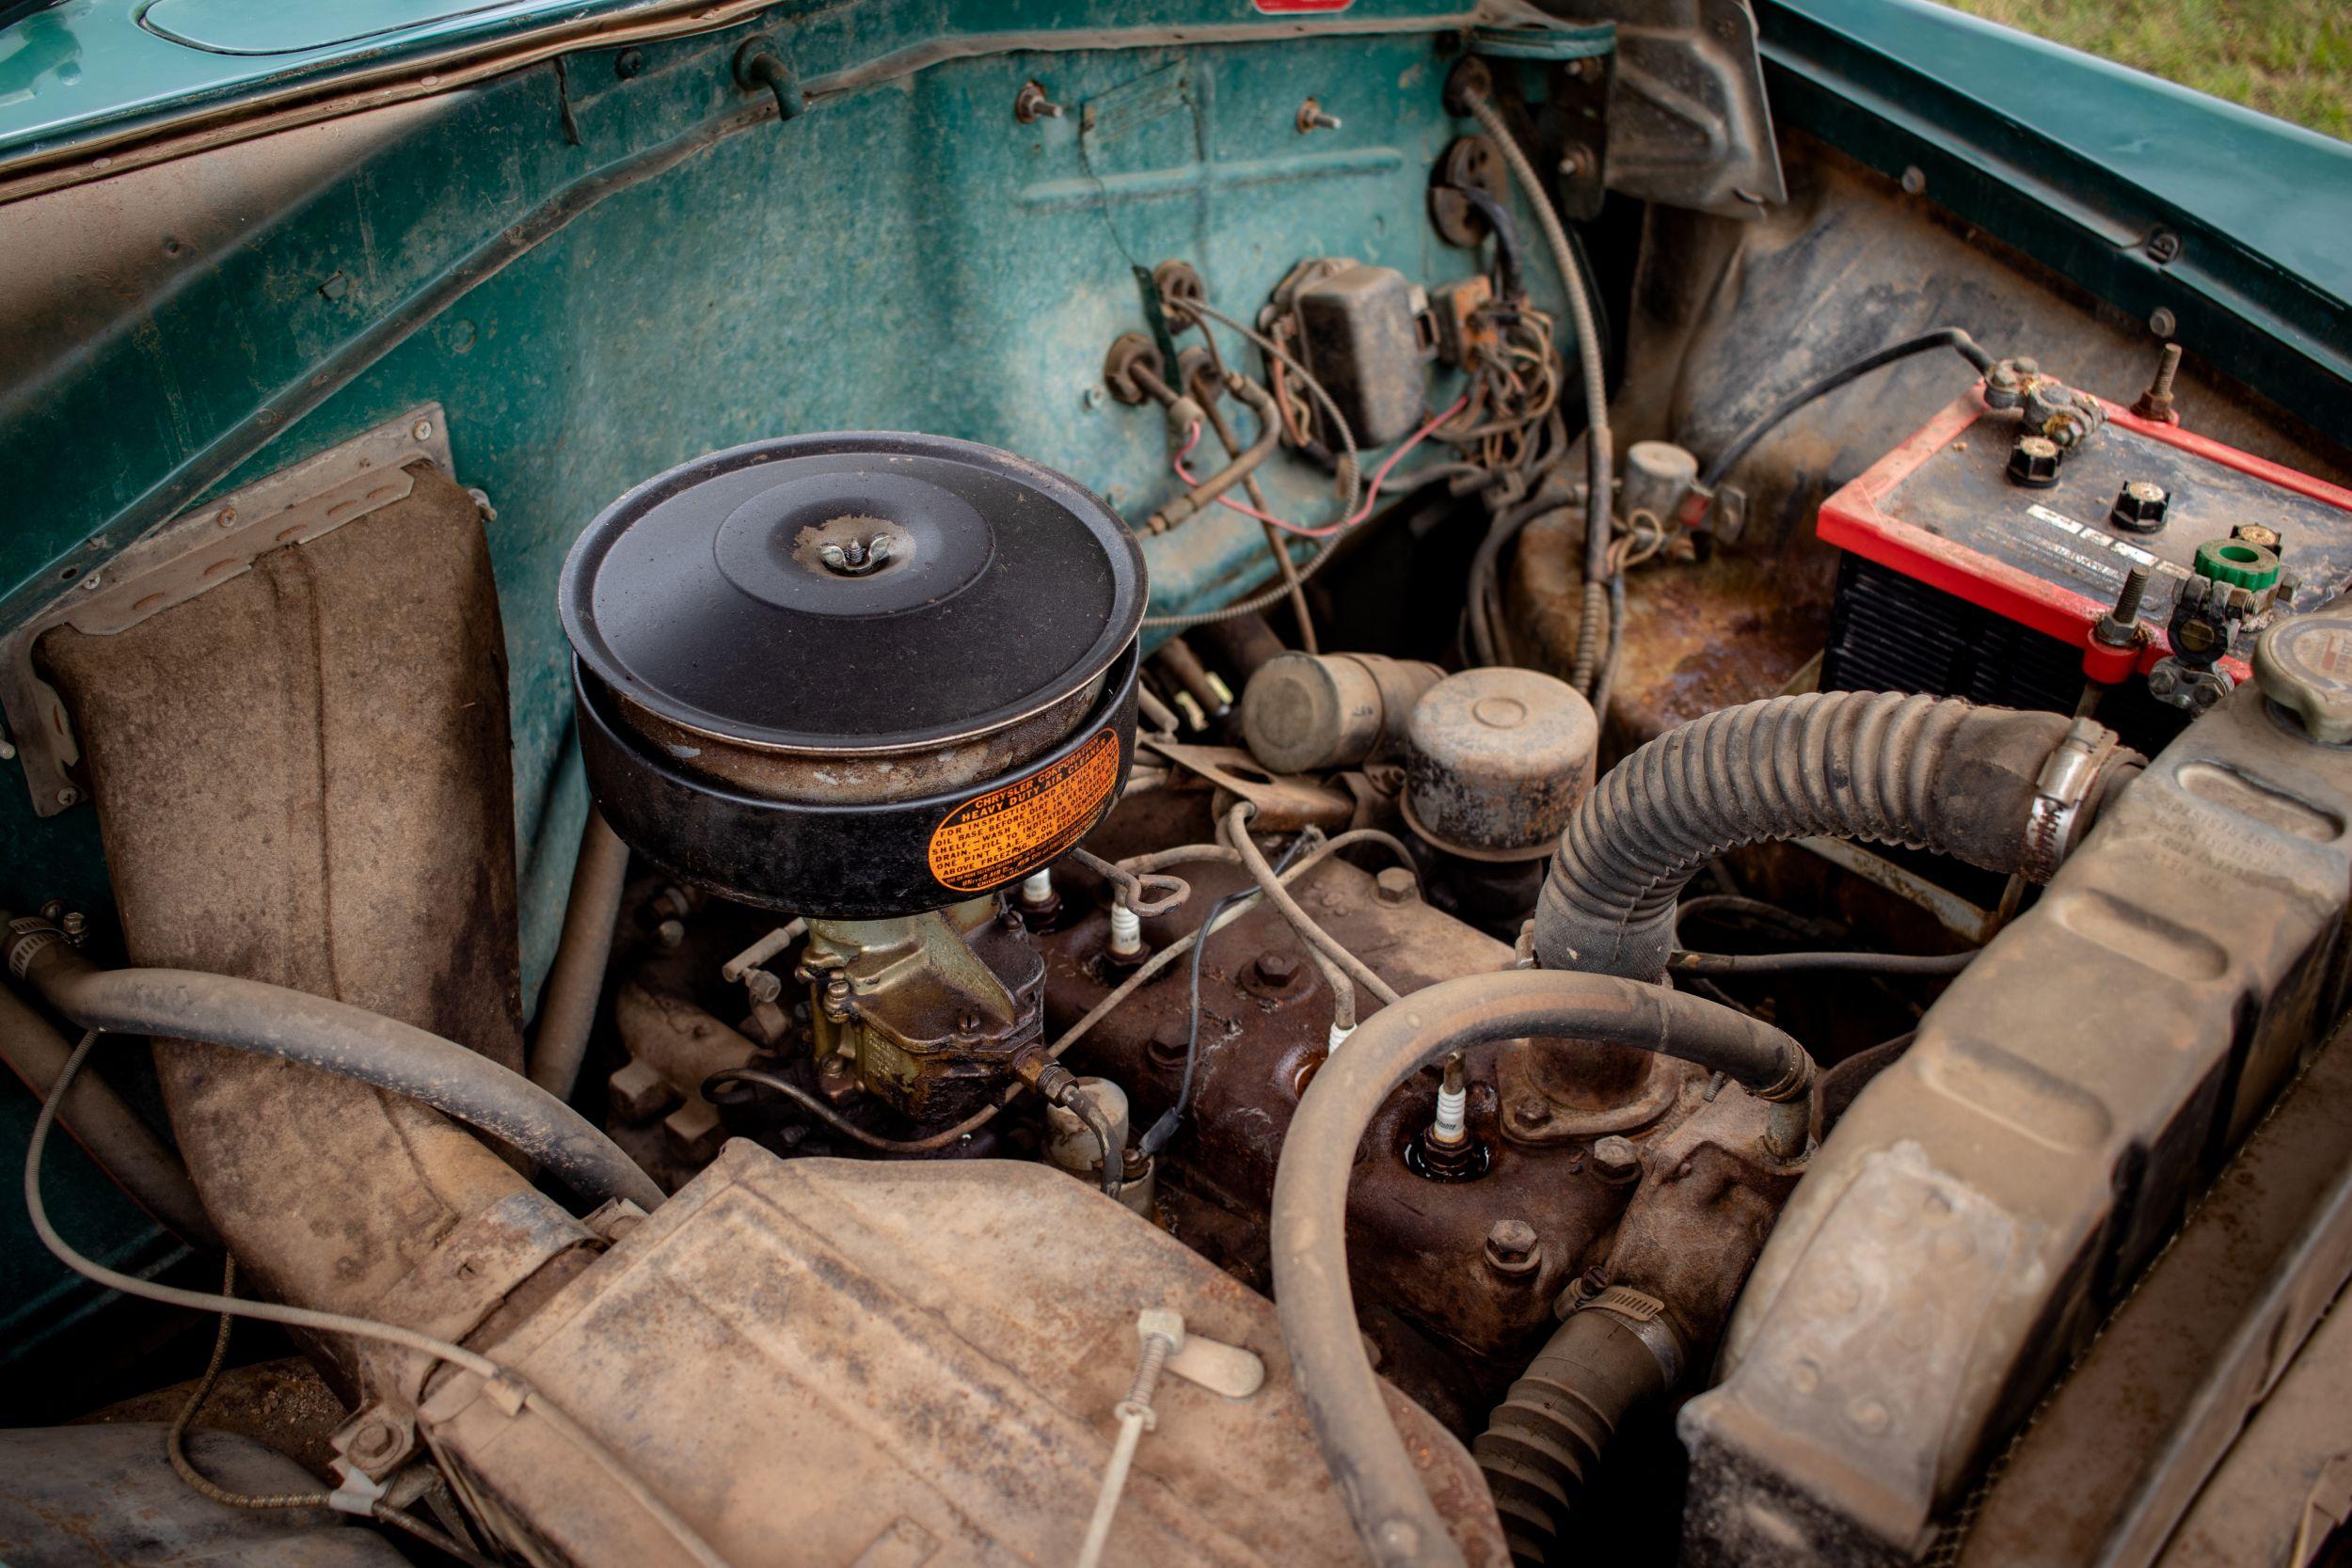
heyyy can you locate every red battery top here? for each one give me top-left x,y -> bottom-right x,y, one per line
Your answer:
1818,388 -> 2352,686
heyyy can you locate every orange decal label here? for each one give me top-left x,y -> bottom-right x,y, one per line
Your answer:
928,728 -> 1122,893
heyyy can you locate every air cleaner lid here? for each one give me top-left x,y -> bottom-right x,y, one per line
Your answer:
560,432 -> 1145,754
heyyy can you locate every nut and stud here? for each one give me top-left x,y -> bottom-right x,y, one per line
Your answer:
1013,81 -> 1065,123
2132,342 -> 2183,423
1374,866 -> 1419,906
2093,566 -> 2153,650
817,535 -> 893,577
1485,1218 -> 1541,1277
2006,434 -> 2062,489
1295,98 -> 1343,134
2108,480 -> 2170,534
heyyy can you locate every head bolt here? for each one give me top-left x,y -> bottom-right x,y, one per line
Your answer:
1591,1134 -> 1643,1181
1146,1018 -> 1190,1069
1485,1218 -> 1541,1276
1252,951 -> 1299,986
1374,866 -> 1419,906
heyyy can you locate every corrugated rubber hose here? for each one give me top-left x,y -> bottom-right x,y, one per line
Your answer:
1532,690 -> 2142,981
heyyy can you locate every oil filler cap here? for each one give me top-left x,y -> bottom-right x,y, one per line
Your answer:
560,432 -> 1146,916
2255,610 -> 2352,745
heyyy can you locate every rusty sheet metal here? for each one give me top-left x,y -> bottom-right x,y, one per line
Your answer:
424,1145 -> 1512,1568
36,463 -> 543,1376
1505,511 -> 1833,749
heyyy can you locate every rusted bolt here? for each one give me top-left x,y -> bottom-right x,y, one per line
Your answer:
1146,1018 -> 1190,1069
1014,81 -> 1065,123
1506,1094 -> 1551,1132
1485,1218 -> 1541,1276
2145,227 -> 2181,264
1592,1134 -> 1643,1181
1295,97 -> 1343,134
2133,341 -> 2184,422
613,47 -> 646,79
1253,951 -> 1299,986
655,917 -> 686,950
1375,866 -> 1419,906
1558,145 -> 1592,180
348,1419 -> 401,1465
55,787 -> 79,809
1899,165 -> 1926,196
411,419 -> 434,442
956,1008 -> 982,1035
58,911 -> 87,940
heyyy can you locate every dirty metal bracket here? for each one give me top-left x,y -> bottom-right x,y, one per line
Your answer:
1140,738 -> 1355,833
1,404 -> 455,816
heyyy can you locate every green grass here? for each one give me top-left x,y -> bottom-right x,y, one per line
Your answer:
1932,0 -> 2352,141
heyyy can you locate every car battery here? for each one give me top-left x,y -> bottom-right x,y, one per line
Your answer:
1817,384 -> 2352,719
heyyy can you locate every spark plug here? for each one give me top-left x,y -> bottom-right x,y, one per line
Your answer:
1407,1053 -> 1488,1180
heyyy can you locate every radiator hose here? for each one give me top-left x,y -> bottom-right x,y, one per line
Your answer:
5,920 -> 661,1212
1532,691 -> 2140,981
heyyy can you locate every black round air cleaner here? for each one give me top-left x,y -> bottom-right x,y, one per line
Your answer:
562,432 -> 1145,918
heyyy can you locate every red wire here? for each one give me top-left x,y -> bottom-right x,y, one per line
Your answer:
1174,397 -> 1470,538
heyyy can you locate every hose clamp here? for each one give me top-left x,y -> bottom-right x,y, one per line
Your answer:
5,915 -> 61,980
2023,718 -> 2116,880
1581,1285 -> 1684,1384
